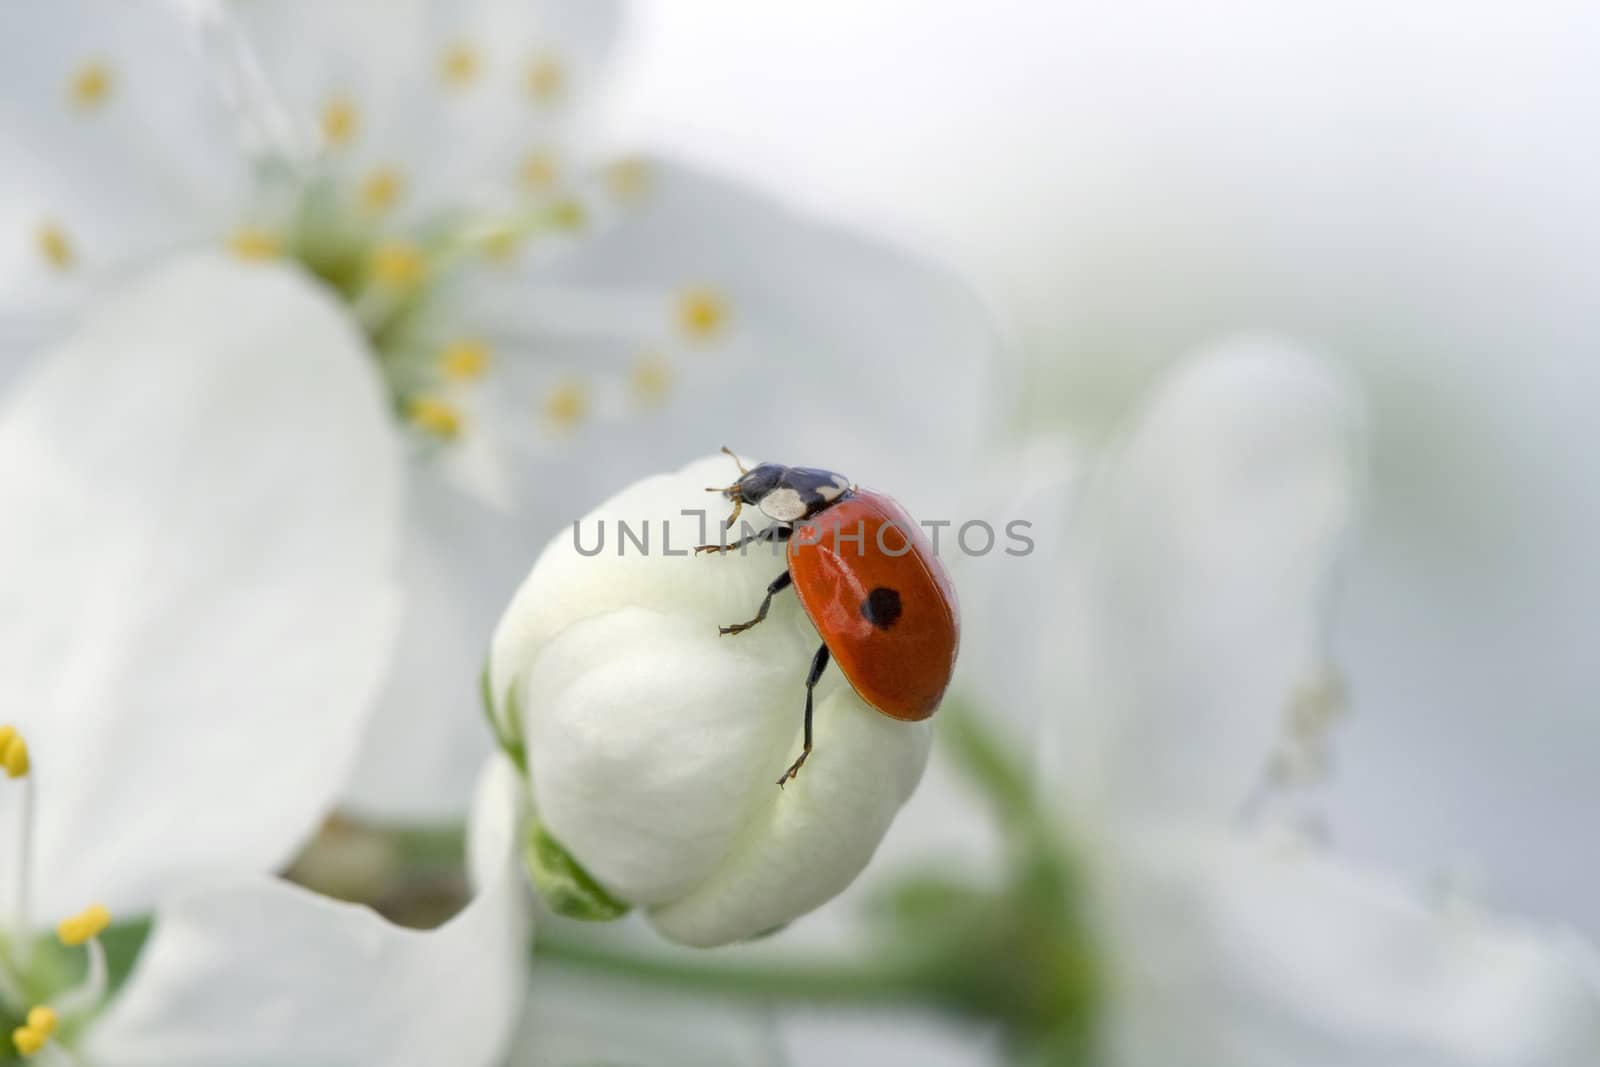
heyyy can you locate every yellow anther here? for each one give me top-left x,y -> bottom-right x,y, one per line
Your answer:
605,157 -> 651,202
630,354 -> 673,407
549,198 -> 586,231
321,95 -> 359,148
359,168 -> 405,213
68,60 -> 113,110
2,730 -> 29,779
440,42 -> 480,86
57,904 -> 111,947
228,228 -> 281,261
677,288 -> 728,341
369,241 -> 426,289
12,1025 -> 45,1056
519,150 -> 560,192
406,396 -> 463,441
24,1008 -> 56,1039
36,222 -> 74,270
480,229 -> 523,263
439,339 -> 491,381
525,53 -> 565,103
542,380 -> 588,430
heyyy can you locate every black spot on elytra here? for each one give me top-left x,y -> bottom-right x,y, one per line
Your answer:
860,586 -> 903,630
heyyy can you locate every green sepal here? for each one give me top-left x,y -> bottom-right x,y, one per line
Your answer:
480,660 -> 528,775
524,820 -> 630,922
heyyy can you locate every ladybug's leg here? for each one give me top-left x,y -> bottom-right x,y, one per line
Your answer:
719,570 -> 792,636
778,642 -> 830,786
695,523 -> 792,555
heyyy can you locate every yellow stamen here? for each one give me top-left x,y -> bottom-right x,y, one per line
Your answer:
542,380 -> 588,430
630,355 -> 673,407
406,396 -> 463,441
525,53 -> 565,103
36,222 -> 74,270
58,904 -> 111,947
440,43 -> 480,86
678,287 -> 728,341
228,228 -> 280,261
24,1009 -> 56,1039
12,1025 -> 45,1056
549,198 -> 586,231
605,157 -> 651,202
321,95 -> 358,148
481,229 -> 523,263
359,168 -> 405,214
2,727 -> 30,779
439,339 -> 491,382
68,60 -> 113,111
519,150 -> 560,193
369,241 -> 426,289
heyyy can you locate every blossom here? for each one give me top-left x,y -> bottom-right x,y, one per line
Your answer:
486,455 -> 934,947
0,0 -> 998,820
1026,339 -> 1600,1064
79,756 -> 530,1067
0,256 -> 528,1064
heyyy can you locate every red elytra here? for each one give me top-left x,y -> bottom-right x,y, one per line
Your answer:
700,452 -> 960,785
787,490 -> 959,722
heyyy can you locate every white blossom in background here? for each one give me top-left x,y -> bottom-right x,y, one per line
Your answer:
0,0 -> 997,820
487,455 -> 933,947
81,756 -> 529,1067
0,257 -> 528,1065
1027,340 -> 1600,1066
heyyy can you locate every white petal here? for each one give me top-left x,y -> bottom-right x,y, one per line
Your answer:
87,754 -> 531,1067
510,973 -> 782,1067
492,456 -> 932,946
467,159 -> 1003,522
1049,338 -> 1363,826
341,463 -> 533,818
0,0 -> 248,301
952,435 -> 1082,733
0,252 -> 403,918
524,608 -> 929,945
1327,342 -> 1600,932
1097,825 -> 1600,1067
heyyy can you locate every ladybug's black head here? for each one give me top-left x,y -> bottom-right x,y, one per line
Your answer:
729,463 -> 788,507
708,449 -> 853,529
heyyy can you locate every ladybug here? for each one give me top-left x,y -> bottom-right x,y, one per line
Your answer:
699,448 -> 960,785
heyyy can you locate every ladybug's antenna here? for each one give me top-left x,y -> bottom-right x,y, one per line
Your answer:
706,448 -> 748,528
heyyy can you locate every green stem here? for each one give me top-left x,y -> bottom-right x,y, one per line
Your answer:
532,930 -> 929,1009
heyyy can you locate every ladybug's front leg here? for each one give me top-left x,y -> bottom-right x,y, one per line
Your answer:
695,523 -> 792,555
778,642 -> 830,787
719,571 -> 793,636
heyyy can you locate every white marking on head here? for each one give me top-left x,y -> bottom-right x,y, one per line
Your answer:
760,487 -> 808,522
817,480 -> 845,503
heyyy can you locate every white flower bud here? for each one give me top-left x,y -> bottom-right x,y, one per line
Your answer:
488,455 -> 934,946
